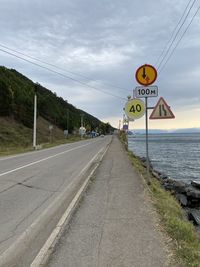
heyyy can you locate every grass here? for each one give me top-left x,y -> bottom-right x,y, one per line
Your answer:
120,132 -> 200,267
134,158 -> 200,267
0,135 -> 85,156
0,116 -> 86,156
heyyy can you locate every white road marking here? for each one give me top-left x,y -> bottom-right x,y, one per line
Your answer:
0,143 -> 109,266
30,145 -> 109,267
0,141 -> 98,177
0,139 -> 93,161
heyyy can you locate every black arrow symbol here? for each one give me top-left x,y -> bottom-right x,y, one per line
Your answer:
142,67 -> 146,79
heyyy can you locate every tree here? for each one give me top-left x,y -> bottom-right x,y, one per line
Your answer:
99,122 -> 106,134
0,80 -> 13,116
105,122 -> 111,134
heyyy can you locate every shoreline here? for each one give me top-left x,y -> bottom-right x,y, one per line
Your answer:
119,130 -> 200,265
135,155 -> 200,231
128,133 -> 200,184
127,133 -> 200,230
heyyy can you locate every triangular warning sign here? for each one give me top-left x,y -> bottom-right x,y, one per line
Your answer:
149,97 -> 175,119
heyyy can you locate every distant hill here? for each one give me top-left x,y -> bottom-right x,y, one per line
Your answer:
0,66 -> 114,150
0,66 -> 113,133
130,129 -> 168,134
172,128 -> 200,133
130,128 -> 200,134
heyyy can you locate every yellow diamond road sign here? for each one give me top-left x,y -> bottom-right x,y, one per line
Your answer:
124,98 -> 145,120
149,97 -> 175,119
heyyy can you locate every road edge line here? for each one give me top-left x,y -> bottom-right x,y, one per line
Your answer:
30,143 -> 110,267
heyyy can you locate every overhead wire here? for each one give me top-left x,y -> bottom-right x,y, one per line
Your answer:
0,48 -> 127,101
156,0 -> 197,71
0,43 -> 129,93
159,5 -> 200,74
154,0 -> 194,67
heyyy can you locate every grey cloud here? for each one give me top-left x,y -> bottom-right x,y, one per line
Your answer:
0,0 -> 199,128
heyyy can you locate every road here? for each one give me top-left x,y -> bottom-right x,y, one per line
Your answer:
47,136 -> 169,267
0,136 -> 111,267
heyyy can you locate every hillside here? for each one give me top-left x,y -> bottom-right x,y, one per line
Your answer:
0,66 -> 113,150
0,116 -> 65,150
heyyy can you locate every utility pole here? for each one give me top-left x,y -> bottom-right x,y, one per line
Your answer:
80,114 -> 84,139
67,109 -> 69,131
33,84 -> 37,149
81,114 -> 84,127
119,120 -> 121,131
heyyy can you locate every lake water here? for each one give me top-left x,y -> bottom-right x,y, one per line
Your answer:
128,133 -> 200,183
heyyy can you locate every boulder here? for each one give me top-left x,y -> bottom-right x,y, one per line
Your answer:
176,194 -> 188,207
186,186 -> 200,199
173,181 -> 187,194
188,209 -> 200,226
162,179 -> 187,194
151,170 -> 162,181
191,180 -> 200,189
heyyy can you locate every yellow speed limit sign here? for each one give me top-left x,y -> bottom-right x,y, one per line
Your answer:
124,98 -> 145,120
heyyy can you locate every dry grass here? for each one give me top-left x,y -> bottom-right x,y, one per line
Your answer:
0,116 -> 83,156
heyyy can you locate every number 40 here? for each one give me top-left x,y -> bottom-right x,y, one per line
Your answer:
129,104 -> 142,113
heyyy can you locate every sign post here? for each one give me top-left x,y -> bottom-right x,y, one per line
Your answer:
124,98 -> 145,150
134,64 -> 175,184
145,97 -> 150,180
135,64 -> 158,184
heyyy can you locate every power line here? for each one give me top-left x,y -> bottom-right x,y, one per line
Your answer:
157,0 -> 196,70
155,0 -> 194,67
0,48 -> 127,101
159,5 -> 200,74
157,0 -> 197,71
0,43 -> 129,93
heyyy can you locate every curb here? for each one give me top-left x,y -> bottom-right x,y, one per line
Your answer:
0,142 -> 110,267
30,143 -> 109,266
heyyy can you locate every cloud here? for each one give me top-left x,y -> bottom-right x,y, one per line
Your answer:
0,0 -> 200,129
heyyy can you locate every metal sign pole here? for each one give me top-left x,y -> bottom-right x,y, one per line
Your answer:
145,97 -> 150,184
135,64 -> 158,185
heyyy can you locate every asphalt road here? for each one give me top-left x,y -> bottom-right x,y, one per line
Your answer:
0,136 -> 111,266
48,136 -> 169,267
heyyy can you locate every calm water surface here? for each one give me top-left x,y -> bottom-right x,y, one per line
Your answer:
128,133 -> 200,183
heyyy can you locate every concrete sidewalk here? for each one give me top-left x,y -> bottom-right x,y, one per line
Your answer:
48,136 -> 170,267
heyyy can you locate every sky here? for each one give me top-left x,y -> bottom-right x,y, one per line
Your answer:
0,0 -> 200,130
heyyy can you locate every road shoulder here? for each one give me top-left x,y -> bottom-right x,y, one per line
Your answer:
48,136 -> 170,267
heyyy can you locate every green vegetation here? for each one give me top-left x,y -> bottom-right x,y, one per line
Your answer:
0,66 -> 104,131
150,179 -> 200,267
119,132 -> 200,267
119,130 -> 128,149
0,66 -> 114,153
0,116 -> 85,156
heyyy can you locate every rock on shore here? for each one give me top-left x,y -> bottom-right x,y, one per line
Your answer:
156,175 -> 200,227
138,156 -> 200,228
